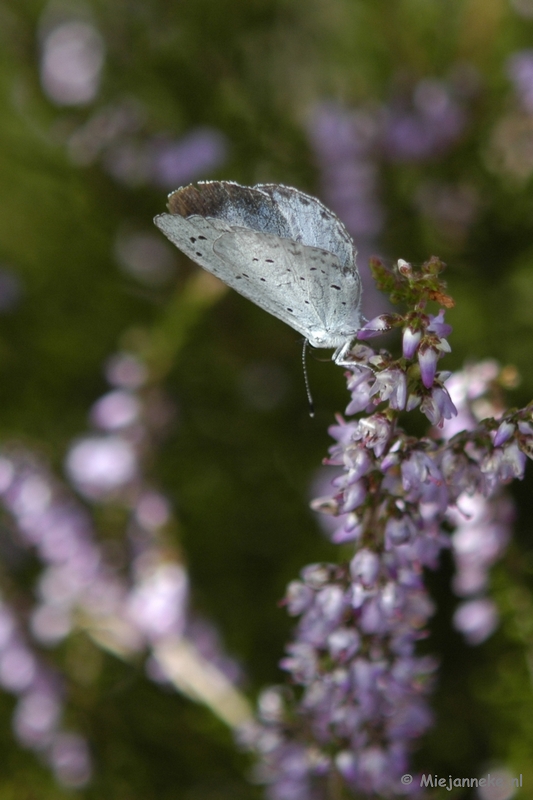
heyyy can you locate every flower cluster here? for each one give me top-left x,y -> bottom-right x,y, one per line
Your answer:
308,102 -> 383,243
487,50 -> 533,181
66,348 -> 245,690
0,346 -> 248,784
245,258 -> 533,798
307,102 -> 387,319
39,7 -> 228,190
383,79 -> 466,162
307,79 -> 478,263
65,95 -> 227,189
348,257 -> 457,428
0,584 -> 91,788
506,50 -> 533,115
440,361 -> 520,645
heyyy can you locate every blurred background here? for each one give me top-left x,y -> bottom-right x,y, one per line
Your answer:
1,0 -> 533,797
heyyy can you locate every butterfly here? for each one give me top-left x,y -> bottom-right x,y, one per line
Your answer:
154,181 -> 362,364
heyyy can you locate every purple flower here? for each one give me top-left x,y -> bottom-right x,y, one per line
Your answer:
49,732 -> 92,788
481,442 -> 527,485
384,79 -> 466,162
401,450 -> 442,496
357,314 -> 395,339
499,441 -> 527,481
40,21 -> 105,107
356,416 -> 391,457
427,309 -> 453,338
518,420 -> 533,436
418,345 -> 439,388
453,599 -> 498,645
327,628 -> 360,661
0,338 -> 245,788
385,515 -> 416,547
13,685 -> 61,748
127,564 -> 188,642
65,435 -> 137,498
90,390 -> 140,430
285,582 -> 315,616
307,102 -> 385,241
350,549 -> 380,587
345,367 -> 376,413
493,420 -> 515,447
339,480 -> 368,513
506,50 -> 533,113
280,643 -> 318,684
371,368 -> 407,410
421,385 -> 457,426
450,491 -> 512,593
331,515 -> 364,544
402,327 -> 422,359
338,444 -> 373,480
150,127 -> 227,188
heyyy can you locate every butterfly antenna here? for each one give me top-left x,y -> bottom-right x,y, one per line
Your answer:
302,339 -> 315,418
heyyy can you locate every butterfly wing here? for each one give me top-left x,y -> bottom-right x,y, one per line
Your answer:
154,211 -> 233,279
154,181 -> 362,349
256,184 -> 357,271
211,228 -> 361,348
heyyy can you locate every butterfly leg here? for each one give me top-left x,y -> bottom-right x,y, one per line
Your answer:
332,340 -> 357,367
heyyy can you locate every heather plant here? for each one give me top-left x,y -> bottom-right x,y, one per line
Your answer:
244,257 -> 532,798
0,272 -> 251,789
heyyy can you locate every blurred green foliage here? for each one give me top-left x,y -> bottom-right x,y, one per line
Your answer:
0,0 -> 533,797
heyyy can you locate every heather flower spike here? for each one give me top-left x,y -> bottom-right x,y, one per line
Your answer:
247,257 -> 533,799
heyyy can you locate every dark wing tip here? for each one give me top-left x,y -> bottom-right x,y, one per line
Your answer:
167,181 -> 248,217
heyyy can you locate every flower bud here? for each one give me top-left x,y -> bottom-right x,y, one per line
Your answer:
402,327 -> 422,359
493,420 -> 515,447
418,346 -> 439,389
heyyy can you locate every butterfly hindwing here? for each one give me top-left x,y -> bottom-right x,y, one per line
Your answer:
154,213 -> 232,279
212,228 -> 360,348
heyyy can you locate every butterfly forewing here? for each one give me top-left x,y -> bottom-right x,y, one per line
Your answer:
257,184 -> 357,272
